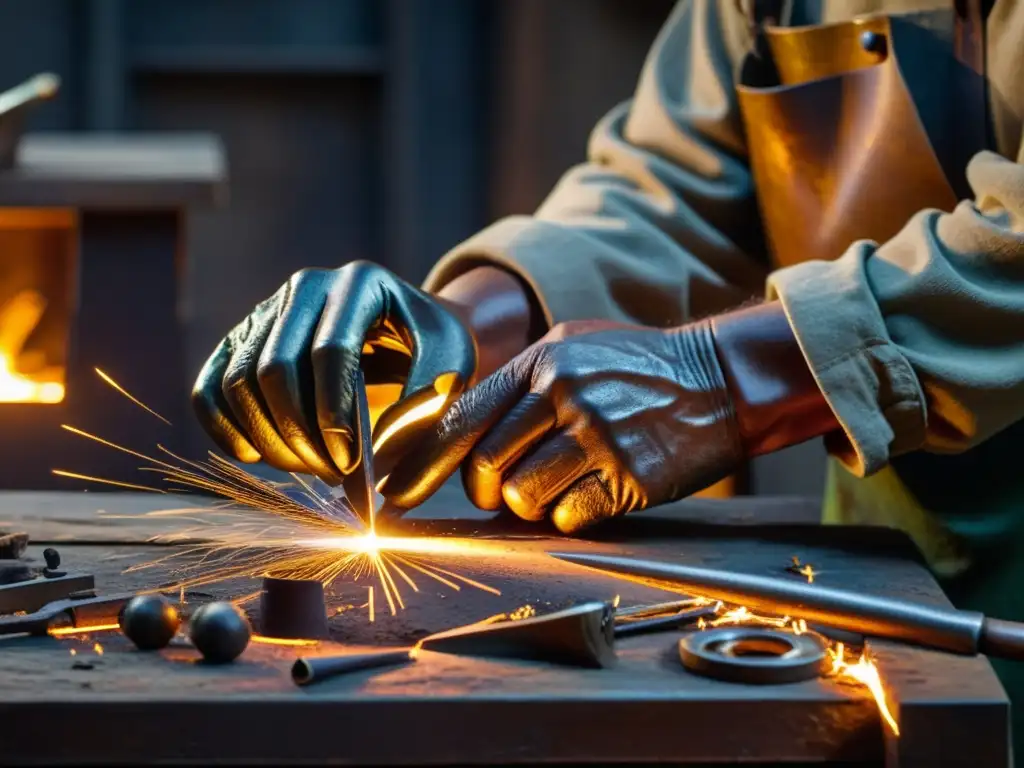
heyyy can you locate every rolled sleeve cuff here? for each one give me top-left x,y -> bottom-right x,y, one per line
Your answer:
423,216 -> 633,328
767,246 -> 927,477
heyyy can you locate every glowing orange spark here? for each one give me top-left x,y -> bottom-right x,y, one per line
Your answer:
48,623 -> 120,637
368,586 -> 375,623
94,367 -> 171,425
51,469 -> 164,494
828,642 -> 899,736
799,564 -> 816,583
69,649 -> 76,656
251,635 -> 320,647
93,642 -> 104,655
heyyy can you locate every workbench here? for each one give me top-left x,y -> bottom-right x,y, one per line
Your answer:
0,487 -> 1010,766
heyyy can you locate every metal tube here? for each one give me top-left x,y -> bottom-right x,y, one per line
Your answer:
550,552 -> 985,655
292,649 -> 414,686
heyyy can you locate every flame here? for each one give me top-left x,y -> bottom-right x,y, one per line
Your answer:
0,290 -> 64,403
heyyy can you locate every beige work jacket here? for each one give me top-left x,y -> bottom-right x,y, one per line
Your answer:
423,0 -> 1024,577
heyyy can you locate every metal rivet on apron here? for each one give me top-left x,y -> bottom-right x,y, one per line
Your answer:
860,30 -> 887,55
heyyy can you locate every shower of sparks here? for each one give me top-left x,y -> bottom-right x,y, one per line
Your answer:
694,602 -> 897,736
55,377 -> 502,623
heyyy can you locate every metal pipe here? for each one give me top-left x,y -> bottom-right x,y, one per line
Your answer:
550,552 -> 986,656
292,649 -> 414,686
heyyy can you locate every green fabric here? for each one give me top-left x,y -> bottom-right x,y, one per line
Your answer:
826,452 -> 1024,750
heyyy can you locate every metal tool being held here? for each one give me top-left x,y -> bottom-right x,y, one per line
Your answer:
549,551 -> 1024,660
339,370 -> 382,528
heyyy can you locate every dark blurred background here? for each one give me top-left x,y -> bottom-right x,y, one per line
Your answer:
0,0 -> 826,497
0,0 -> 672,450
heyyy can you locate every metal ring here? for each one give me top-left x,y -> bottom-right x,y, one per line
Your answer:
678,627 -> 829,685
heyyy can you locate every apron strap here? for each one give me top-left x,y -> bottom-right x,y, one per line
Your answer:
737,0 -> 786,87
953,0 -> 995,154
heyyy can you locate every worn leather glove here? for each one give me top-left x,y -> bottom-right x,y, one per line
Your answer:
192,261 -> 476,484
381,319 -> 744,534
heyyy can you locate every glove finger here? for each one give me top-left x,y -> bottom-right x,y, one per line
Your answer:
380,350 -> 537,508
221,312 -> 307,473
394,288 -> 476,399
462,393 -> 556,511
500,434 -> 590,522
311,264 -> 387,474
550,473 -> 620,535
191,337 -> 261,463
257,271 -> 343,484
369,287 -> 478,484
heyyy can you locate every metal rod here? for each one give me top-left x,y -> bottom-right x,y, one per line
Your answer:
615,598 -> 706,620
292,649 -> 414,686
614,604 -> 720,638
550,552 -> 986,656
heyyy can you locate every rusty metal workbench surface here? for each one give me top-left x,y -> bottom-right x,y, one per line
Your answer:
0,488 -> 1010,766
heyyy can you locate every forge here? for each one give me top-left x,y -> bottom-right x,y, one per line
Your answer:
0,133 -> 225,489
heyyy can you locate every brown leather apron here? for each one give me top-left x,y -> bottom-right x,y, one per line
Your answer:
735,13 -> 963,266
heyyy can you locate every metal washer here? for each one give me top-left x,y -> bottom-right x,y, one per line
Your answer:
678,627 -> 829,685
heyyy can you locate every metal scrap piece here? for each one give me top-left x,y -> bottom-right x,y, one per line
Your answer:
0,531 -> 28,559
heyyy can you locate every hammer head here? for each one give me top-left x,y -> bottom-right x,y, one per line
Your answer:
419,600 -> 617,668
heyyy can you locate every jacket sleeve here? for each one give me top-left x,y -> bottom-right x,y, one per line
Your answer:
422,0 -> 769,327
769,150 -> 1024,477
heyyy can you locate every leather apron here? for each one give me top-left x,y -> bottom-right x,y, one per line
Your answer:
734,1 -> 1024,748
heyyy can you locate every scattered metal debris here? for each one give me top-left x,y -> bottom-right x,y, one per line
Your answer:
785,556 -> 817,583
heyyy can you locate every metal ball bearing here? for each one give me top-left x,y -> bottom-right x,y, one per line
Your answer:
189,601 -> 251,664
120,594 -> 181,651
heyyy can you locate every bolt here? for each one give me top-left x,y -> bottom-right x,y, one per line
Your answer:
42,548 -> 60,570
860,30 -> 887,55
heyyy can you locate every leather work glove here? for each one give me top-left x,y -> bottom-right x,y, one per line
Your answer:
382,302 -> 840,534
192,261 -> 476,484
381,319 -> 744,534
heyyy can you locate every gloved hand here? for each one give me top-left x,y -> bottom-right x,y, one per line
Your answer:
381,319 -> 745,534
191,261 -> 476,484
